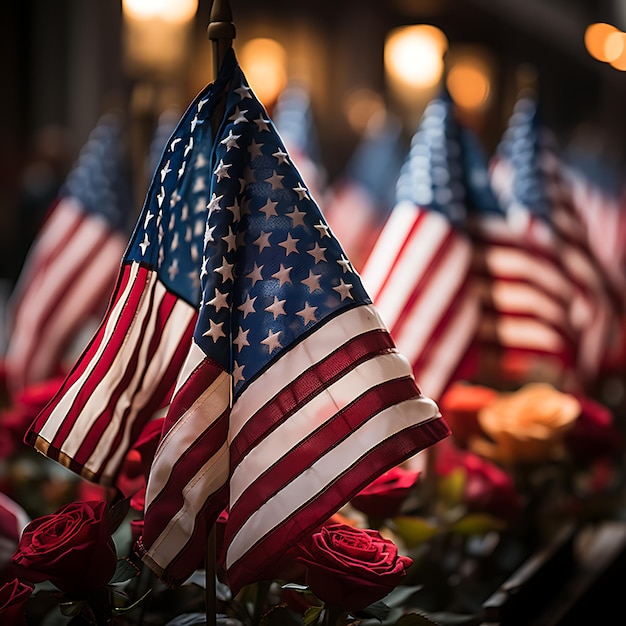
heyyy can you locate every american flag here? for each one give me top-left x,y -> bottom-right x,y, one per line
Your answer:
324,110 -> 404,272
25,49 -> 449,591
564,154 -> 626,309
565,161 -> 626,373
359,93 -> 481,402
488,94 -> 623,388
5,112 -> 132,394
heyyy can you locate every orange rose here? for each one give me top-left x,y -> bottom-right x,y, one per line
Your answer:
470,383 -> 581,465
439,383 -> 499,446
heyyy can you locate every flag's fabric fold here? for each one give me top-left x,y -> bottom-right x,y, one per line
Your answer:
25,49 -> 449,591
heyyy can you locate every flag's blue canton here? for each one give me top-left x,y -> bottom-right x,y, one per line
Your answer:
496,96 -> 551,220
460,127 -> 505,217
346,112 -> 404,211
127,51 -> 371,396
62,112 -> 133,233
126,81 -> 218,306
395,93 -> 469,228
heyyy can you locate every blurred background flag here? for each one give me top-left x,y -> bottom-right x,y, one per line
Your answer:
323,109 -> 404,272
147,107 -> 181,181
360,91 -> 481,403
564,148 -> 626,303
272,82 -> 327,209
489,93 -> 623,389
564,159 -> 626,374
3,111 -> 134,395
25,48 -> 450,592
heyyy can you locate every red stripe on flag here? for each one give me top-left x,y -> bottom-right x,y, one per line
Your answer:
389,226 -> 458,341
371,210 -> 425,300
227,375 -> 421,537
229,329 -> 395,464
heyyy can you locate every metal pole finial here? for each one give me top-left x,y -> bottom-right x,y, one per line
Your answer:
207,0 -> 236,80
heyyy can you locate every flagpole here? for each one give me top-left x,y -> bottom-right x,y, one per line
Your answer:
207,0 -> 236,81
204,10 -> 235,626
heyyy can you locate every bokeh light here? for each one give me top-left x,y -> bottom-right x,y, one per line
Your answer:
122,0 -> 198,24
385,24 -> 448,89
446,57 -> 491,111
239,38 -> 288,106
584,22 -> 621,62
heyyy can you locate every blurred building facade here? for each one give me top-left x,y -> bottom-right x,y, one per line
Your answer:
2,0 -> 626,284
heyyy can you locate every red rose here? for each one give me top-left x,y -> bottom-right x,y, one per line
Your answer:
351,467 -> 421,519
14,377 -> 65,417
0,578 -> 33,625
295,523 -> 412,612
116,418 -> 165,498
565,394 -> 623,463
0,408 -> 33,458
130,519 -> 144,546
11,500 -> 117,593
437,440 -> 523,521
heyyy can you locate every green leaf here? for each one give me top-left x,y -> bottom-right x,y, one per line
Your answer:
112,588 -> 151,616
356,601 -> 390,621
418,612 -> 478,625
260,604 -> 303,626
391,516 -> 439,547
108,496 -> 131,533
109,557 -> 141,584
58,600 -> 87,617
393,612 -> 441,626
163,614 -> 208,626
281,583 -> 310,592
380,585 -> 423,609
448,513 -> 505,536
303,605 -> 324,626
436,469 -> 466,509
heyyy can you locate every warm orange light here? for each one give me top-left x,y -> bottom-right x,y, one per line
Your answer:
604,31 -> 626,61
446,59 -> 491,111
122,0 -> 198,24
609,43 -> 626,70
239,38 -> 287,106
344,88 -> 385,133
385,24 -> 448,89
584,22 -> 621,61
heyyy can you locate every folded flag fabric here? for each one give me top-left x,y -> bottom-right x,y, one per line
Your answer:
5,112 -> 132,393
25,48 -> 449,592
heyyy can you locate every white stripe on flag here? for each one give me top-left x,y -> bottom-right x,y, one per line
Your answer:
416,288 -> 481,399
359,201 -> 421,298
393,235 -> 473,365
366,206 -> 451,330
37,262 -> 142,443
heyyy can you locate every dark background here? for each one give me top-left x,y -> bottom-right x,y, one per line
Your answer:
2,0 -> 626,284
